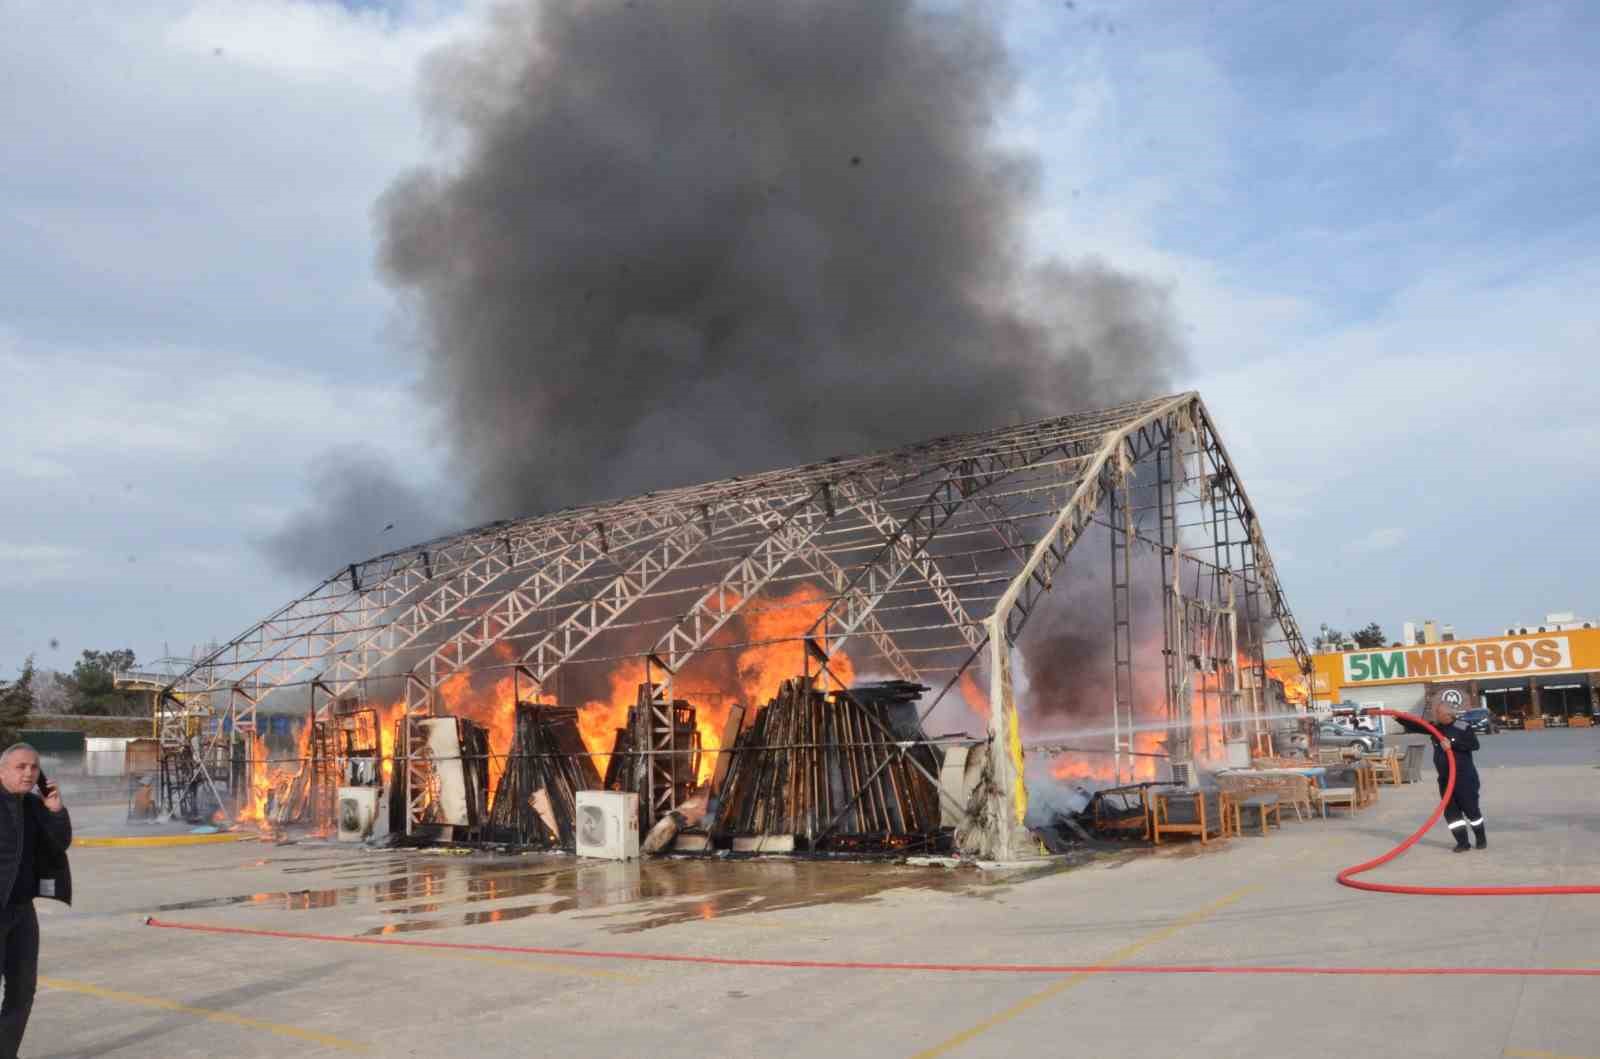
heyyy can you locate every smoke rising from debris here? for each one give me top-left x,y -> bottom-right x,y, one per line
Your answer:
378,0 -> 1185,520
1018,527 -> 1166,735
261,449 -> 450,580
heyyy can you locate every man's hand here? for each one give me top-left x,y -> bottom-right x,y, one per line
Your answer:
42,781 -> 64,813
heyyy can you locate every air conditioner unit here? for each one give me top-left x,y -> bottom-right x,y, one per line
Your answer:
575,791 -> 639,860
337,786 -> 381,842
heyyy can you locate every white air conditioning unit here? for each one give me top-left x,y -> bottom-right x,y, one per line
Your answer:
576,791 -> 639,860
337,786 -> 381,842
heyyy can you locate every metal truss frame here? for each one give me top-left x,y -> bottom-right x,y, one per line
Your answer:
159,392 -> 1311,844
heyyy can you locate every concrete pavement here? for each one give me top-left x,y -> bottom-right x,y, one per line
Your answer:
24,729 -> 1600,1058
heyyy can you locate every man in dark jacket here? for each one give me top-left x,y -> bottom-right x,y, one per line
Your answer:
1397,706 -> 1484,852
0,743 -> 72,1059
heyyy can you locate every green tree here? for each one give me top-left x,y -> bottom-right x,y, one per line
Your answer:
1312,624 -> 1348,651
0,656 -> 37,746
59,648 -> 144,716
1351,622 -> 1387,649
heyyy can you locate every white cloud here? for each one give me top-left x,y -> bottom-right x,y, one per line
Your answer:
0,542 -> 82,588
1345,527 -> 1408,556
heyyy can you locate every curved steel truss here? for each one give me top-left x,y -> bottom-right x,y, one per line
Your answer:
159,392 -> 1311,852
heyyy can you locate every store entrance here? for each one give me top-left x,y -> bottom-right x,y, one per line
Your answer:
1483,685 -> 1533,728
1538,682 -> 1594,728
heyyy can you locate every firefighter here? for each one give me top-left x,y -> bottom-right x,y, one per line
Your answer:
1398,705 -> 1485,851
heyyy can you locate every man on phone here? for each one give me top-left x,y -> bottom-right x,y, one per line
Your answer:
0,743 -> 72,1058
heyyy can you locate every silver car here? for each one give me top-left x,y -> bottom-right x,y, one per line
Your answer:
1316,723 -> 1382,753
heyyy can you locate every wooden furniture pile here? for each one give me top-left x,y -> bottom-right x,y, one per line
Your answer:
486,703 -> 603,849
709,677 -> 945,853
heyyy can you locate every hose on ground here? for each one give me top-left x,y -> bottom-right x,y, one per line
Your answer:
1334,709 -> 1600,896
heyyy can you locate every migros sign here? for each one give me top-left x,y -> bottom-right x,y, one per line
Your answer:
1343,636 -> 1572,684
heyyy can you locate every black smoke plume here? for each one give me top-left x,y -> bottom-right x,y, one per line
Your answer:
260,448 -> 451,580
378,0 -> 1185,520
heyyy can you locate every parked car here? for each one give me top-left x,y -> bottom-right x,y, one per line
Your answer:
1460,707 -> 1498,735
1316,723 -> 1382,753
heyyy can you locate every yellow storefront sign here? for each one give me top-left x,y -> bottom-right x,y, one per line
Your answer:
1268,627 -> 1600,702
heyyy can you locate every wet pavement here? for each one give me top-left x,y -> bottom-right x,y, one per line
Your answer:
29,730 -> 1598,1058
144,846 -> 1090,936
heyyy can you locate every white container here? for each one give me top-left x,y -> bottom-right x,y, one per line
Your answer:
85,737 -> 132,777
575,791 -> 639,860
337,787 -> 380,842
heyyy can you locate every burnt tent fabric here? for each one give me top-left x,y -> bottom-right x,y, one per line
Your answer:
487,704 -> 602,849
711,678 -> 945,852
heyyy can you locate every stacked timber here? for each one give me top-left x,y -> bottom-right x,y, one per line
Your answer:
602,683 -> 702,814
710,678 -> 946,854
486,703 -> 603,849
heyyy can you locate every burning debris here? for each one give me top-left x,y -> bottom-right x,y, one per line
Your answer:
386,716 -> 493,842
710,678 -> 946,854
601,684 -> 704,814
486,703 -> 603,849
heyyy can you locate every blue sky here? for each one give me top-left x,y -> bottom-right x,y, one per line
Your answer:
2,0 -> 1597,678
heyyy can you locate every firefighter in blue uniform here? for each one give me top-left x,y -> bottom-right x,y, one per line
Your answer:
1398,704 -> 1485,851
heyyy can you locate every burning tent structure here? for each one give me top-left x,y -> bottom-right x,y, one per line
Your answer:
152,393 -> 1311,859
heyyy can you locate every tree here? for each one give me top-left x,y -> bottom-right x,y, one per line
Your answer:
0,656 -> 37,746
57,648 -> 145,716
1312,624 -> 1348,652
1351,622 -> 1387,649
28,669 -> 72,715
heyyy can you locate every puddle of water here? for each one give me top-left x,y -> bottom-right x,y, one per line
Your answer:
149,851 -> 1077,935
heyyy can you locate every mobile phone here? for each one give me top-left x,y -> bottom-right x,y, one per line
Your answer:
36,768 -> 51,796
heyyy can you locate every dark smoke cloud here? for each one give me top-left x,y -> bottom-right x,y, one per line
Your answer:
1018,528 -> 1166,737
260,449 -> 452,580
379,0 -> 1185,520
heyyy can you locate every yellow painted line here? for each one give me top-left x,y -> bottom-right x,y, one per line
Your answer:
1506,1049 -> 1600,1059
909,884 -> 1259,1059
77,833 -> 251,848
40,977 -> 370,1053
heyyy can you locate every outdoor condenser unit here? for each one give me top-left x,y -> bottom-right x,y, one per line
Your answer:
337,786 -> 380,842
575,791 -> 639,860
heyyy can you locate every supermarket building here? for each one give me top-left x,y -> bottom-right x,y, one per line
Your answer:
1269,627 -> 1600,728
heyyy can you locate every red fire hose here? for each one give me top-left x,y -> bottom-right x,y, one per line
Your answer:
1335,709 -> 1600,896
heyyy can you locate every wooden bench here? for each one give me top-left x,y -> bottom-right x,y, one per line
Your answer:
1228,770 -> 1316,821
1222,792 -> 1281,837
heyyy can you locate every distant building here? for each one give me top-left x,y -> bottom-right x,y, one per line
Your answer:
1269,612 -> 1599,729
1503,611 -> 1596,636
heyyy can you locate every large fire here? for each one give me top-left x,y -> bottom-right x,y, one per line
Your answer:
1047,723 -> 1167,785
237,720 -> 313,826
577,581 -> 857,784
236,582 -> 864,827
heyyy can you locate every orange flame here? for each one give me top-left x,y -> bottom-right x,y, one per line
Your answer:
578,582 -> 858,785
238,722 -> 312,827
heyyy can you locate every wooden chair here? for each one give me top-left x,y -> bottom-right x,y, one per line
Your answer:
1151,789 -> 1226,845
1238,769 -> 1316,821
1221,791 -> 1281,837
1354,761 -> 1380,807
1314,784 -> 1358,816
1364,750 -> 1401,786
